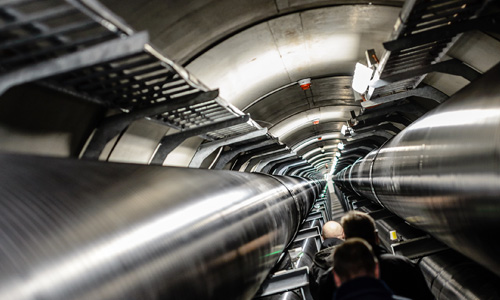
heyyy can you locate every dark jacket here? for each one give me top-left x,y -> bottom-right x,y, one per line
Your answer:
321,237 -> 344,250
374,246 -> 435,300
310,244 -> 434,300
309,245 -> 338,300
333,276 -> 411,300
379,254 -> 434,300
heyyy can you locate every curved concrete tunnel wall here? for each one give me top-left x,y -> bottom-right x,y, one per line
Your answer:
76,3 -> 402,168
185,5 -> 399,108
4,1 -> 497,171
1,0 -> 500,299
1,2 -> 499,170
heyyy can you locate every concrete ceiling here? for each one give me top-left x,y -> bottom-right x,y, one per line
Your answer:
97,0 -> 500,174
100,0 -> 404,64
98,2 -> 400,172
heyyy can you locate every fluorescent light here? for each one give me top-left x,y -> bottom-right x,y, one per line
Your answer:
329,157 -> 339,175
352,62 -> 373,94
341,124 -> 348,135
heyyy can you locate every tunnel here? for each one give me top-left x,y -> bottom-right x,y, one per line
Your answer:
0,0 -> 499,299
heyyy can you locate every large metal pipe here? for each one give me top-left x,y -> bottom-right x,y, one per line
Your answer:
334,63 -> 500,276
0,153 -> 323,300
420,250 -> 500,299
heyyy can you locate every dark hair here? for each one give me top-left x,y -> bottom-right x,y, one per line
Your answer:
333,238 -> 378,281
340,211 -> 377,246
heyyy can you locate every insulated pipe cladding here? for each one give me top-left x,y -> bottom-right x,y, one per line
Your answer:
334,63 -> 500,276
0,153 -> 324,300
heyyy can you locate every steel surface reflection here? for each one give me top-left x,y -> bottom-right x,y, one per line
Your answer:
334,63 -> 500,276
0,154 -> 323,300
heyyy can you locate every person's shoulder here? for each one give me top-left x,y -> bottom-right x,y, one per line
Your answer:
379,253 -> 419,277
379,254 -> 434,299
321,237 -> 343,249
380,253 -> 415,266
313,244 -> 337,266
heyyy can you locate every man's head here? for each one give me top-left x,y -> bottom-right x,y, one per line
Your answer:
332,238 -> 379,286
340,211 -> 378,246
322,221 -> 344,240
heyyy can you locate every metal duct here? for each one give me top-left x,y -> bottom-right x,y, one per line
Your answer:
0,153 -> 324,300
292,237 -> 318,269
260,290 -> 303,300
334,63 -> 500,276
300,218 -> 323,231
271,176 -> 321,220
420,250 -> 500,299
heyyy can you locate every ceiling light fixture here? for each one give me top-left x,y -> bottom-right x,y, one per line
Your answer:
352,62 -> 374,94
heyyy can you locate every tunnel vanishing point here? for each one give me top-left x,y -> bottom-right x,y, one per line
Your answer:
0,0 -> 500,299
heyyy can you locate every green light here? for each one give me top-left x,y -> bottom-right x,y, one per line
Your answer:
263,250 -> 282,257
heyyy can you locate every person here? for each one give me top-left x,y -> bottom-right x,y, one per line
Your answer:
340,211 -> 435,300
332,238 -> 410,300
309,221 -> 344,300
321,220 -> 344,249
